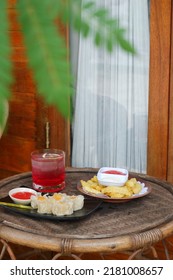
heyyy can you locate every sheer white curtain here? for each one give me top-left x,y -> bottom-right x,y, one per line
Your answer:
71,0 -> 150,173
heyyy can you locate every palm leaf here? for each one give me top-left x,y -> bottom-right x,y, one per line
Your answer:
17,0 -> 73,118
70,0 -> 136,54
0,0 -> 13,127
0,0 -> 136,125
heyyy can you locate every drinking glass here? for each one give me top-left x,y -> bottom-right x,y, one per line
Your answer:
31,149 -> 65,193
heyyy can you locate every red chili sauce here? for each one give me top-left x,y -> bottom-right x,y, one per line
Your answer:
103,170 -> 126,175
12,191 -> 35,200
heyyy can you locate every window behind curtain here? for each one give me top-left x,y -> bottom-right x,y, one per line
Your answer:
70,0 -> 150,173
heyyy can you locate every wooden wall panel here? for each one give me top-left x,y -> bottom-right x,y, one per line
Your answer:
167,3 -> 173,183
147,0 -> 172,179
0,2 -> 37,177
0,1 -> 71,179
0,136 -> 35,172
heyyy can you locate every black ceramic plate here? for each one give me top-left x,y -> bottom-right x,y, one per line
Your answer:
0,196 -> 102,221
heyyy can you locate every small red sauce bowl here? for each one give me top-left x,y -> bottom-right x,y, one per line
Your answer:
9,187 -> 37,205
97,167 -> 128,187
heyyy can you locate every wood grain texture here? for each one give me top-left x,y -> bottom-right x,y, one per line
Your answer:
147,0 -> 172,179
167,4 -> 173,183
0,1 -> 71,179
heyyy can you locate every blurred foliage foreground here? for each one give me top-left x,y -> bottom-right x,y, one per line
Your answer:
0,0 -> 135,128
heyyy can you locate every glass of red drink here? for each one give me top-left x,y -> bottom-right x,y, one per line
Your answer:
31,149 -> 65,193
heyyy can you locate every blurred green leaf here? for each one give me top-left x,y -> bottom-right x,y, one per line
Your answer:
106,37 -> 114,52
73,16 -> 82,32
17,0 -> 73,118
83,1 -> 95,10
93,8 -> 108,19
81,21 -> 90,37
114,28 -> 136,54
94,31 -> 103,46
0,0 -> 13,127
119,38 -> 136,54
0,0 -> 136,126
71,0 -> 136,55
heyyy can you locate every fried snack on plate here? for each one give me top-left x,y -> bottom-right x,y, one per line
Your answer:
91,176 -> 98,183
80,180 -> 101,194
92,184 -> 105,192
101,185 -> 132,198
80,176 -> 143,198
125,178 -> 142,194
130,182 -> 142,194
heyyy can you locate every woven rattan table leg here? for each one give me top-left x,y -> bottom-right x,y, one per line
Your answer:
51,238 -> 82,260
162,238 -> 173,260
52,252 -> 82,260
17,248 -> 51,260
0,239 -> 16,260
128,246 -> 159,260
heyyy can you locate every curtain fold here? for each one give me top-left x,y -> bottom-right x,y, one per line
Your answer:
71,0 -> 150,173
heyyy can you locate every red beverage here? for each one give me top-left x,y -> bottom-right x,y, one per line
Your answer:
31,149 -> 65,193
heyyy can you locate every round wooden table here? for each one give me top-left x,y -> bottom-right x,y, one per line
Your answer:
1,168 -> 173,260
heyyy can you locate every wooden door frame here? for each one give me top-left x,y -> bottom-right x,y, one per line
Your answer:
167,1 -> 173,182
147,0 -> 172,180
